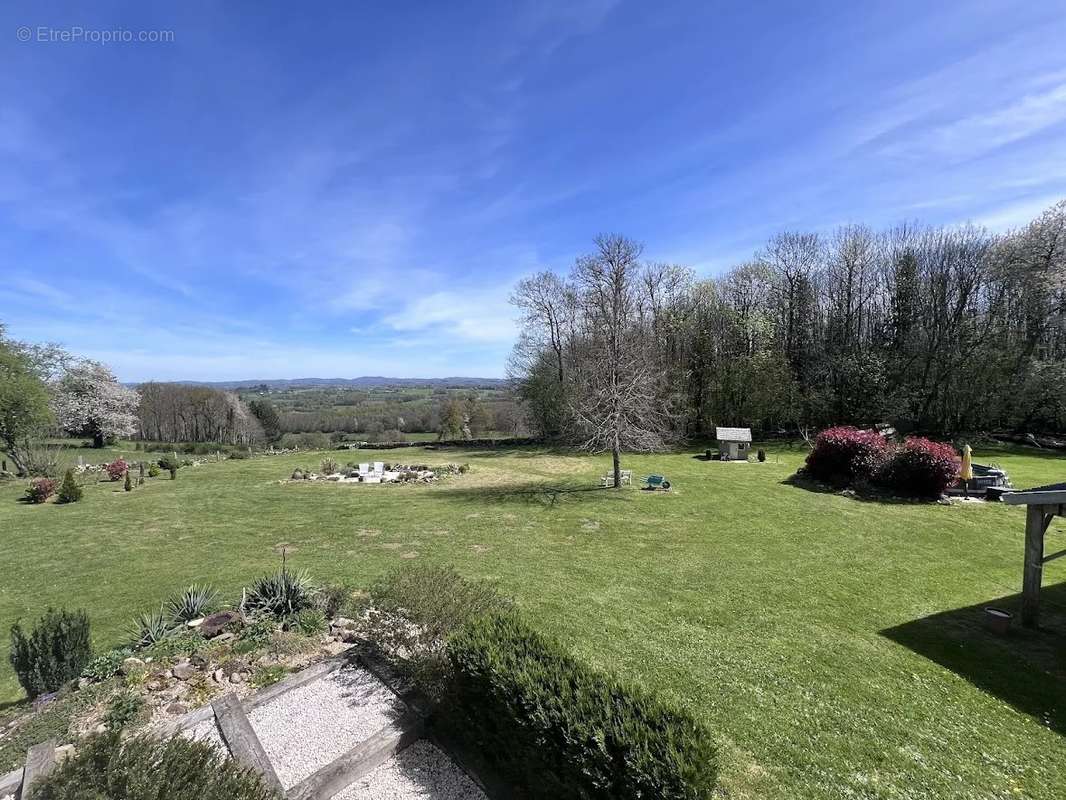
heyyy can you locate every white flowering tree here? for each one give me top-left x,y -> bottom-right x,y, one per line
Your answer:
52,360 -> 140,448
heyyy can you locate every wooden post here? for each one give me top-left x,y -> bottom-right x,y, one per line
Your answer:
21,740 -> 56,797
212,693 -> 284,794
1021,504 -> 1047,628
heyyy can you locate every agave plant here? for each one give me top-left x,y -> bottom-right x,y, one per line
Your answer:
168,584 -> 220,623
131,607 -> 176,648
244,568 -> 316,618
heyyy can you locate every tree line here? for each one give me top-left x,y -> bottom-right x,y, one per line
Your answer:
510,200 -> 1066,443
270,396 -> 524,440
1,323 -> 527,476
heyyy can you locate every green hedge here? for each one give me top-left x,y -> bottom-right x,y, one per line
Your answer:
10,608 -> 92,699
443,612 -> 718,799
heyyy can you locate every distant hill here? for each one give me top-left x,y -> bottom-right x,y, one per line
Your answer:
173,376 -> 508,390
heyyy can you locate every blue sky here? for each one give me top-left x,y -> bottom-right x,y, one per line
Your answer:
2,1 -> 1065,381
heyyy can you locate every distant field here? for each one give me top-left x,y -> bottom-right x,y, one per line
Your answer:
1,442 -> 1064,798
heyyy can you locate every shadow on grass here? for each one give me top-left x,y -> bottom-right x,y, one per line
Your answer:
439,479 -> 627,507
779,472 -> 947,506
881,582 -> 1066,735
0,698 -> 28,714
422,445 -> 577,460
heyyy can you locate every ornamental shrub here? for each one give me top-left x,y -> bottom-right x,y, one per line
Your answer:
878,436 -> 960,498
157,453 -> 181,473
167,584 -> 220,623
81,647 -> 133,682
9,608 -> 93,698
57,469 -> 83,504
130,607 -> 178,649
29,731 -> 279,800
124,471 -> 133,492
443,612 -> 719,799
804,426 -> 889,485
104,458 -> 128,481
361,565 -> 509,700
25,477 -> 58,504
147,463 -> 160,478
245,568 -> 316,618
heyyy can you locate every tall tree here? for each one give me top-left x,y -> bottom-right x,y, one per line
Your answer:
0,327 -> 55,475
52,361 -> 139,447
572,235 -> 670,489
248,398 -> 282,443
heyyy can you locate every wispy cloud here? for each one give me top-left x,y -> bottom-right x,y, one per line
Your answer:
2,2 -> 1065,380
382,288 -> 519,344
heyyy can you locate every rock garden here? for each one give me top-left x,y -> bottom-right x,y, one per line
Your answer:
2,565 -> 720,800
288,459 -> 470,485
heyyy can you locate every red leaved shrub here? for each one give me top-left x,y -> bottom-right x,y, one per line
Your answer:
877,437 -> 960,498
25,477 -> 58,504
104,458 -> 128,481
804,426 -> 890,485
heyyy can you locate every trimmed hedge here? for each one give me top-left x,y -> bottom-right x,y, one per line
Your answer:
804,426 -> 889,485
443,612 -> 718,799
29,731 -> 279,800
878,436 -> 960,498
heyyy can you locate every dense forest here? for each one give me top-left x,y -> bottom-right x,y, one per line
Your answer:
510,200 -> 1066,441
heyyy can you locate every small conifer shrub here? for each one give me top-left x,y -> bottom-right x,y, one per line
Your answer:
57,469 -> 83,504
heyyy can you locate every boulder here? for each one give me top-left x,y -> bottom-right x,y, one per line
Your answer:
213,669 -> 225,683
200,610 -> 241,638
32,692 -> 57,711
120,657 -> 146,675
166,702 -> 189,715
229,672 -> 245,684
172,662 -> 197,681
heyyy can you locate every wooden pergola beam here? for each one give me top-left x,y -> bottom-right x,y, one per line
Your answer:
1004,491 -> 1063,628
1021,506 -> 1052,626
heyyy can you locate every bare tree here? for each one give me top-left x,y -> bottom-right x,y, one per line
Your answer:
511,271 -> 577,385
572,235 -> 670,489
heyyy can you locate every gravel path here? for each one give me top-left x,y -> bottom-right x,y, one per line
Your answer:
183,717 -> 229,756
334,740 -> 487,800
248,665 -> 405,789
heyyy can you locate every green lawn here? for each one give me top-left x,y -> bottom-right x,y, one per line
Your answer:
1,443 -> 1064,799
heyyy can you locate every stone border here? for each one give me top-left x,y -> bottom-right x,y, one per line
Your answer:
0,766 -> 22,798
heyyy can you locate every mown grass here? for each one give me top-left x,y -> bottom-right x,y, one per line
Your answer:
1,442 -> 1064,798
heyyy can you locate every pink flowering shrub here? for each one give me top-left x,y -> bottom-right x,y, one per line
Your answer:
104,458 -> 128,481
25,477 -> 58,504
804,426 -> 890,485
878,437 -> 961,498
